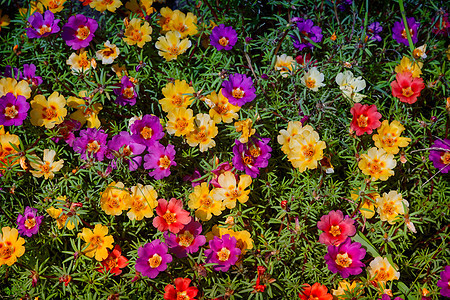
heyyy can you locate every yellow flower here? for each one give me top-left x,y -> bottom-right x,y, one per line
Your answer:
30,91 -> 67,129
211,171 -> 252,209
186,113 -> 218,152
188,182 -> 223,221
367,256 -> 400,284
126,184 -> 158,221
66,50 -> 95,74
96,41 -> 120,64
0,227 -> 25,266
301,67 -> 325,91
394,56 -> 422,78
46,204 -> 78,230
158,7 -> 176,32
274,54 -> 294,77
100,181 -> 130,216
358,147 -> 397,181
206,225 -> 254,254
89,0 -> 122,12
204,89 -> 240,124
39,0 -> 66,13
166,107 -> 195,136
332,281 -> 364,299
19,1 -> 44,16
351,190 -> 379,219
234,119 -> 256,144
78,224 -> 114,261
277,121 -> 313,155
125,0 -> 156,16
0,9 -> 10,30
372,120 -> 411,154
29,149 -> 64,179
0,131 -> 20,173
159,79 -> 194,112
376,191 -> 408,224
168,10 -> 198,38
123,18 -> 152,48
67,93 -> 103,128
287,129 -> 326,172
112,64 -> 128,78
0,78 -> 31,99
155,31 -> 191,61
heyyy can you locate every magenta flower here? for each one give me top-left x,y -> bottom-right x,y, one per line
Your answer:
135,239 -> 172,279
221,73 -> 256,107
232,137 -> 272,178
378,295 -> 404,300
0,93 -> 30,126
324,238 -> 366,278
143,143 -> 177,180
291,18 -> 323,51
26,10 -> 60,39
205,234 -> 241,272
367,22 -> 383,42
51,119 -> 81,146
107,131 -> 146,171
73,128 -> 109,161
210,24 -> 238,51
17,206 -> 44,237
164,220 -> 206,258
317,210 -> 356,246
61,14 -> 98,50
392,17 -> 420,46
130,114 -> 164,148
429,138 -> 450,173
114,76 -> 137,106
438,265 -> 450,297
23,64 -> 43,86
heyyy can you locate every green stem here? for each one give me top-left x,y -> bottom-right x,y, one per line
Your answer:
398,0 -> 415,53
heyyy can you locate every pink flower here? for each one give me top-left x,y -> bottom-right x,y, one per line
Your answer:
317,210 -> 356,246
350,103 -> 382,136
391,72 -> 425,104
153,198 -> 191,234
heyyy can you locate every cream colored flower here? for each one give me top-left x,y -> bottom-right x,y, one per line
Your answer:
96,41 -> 120,64
274,54 -> 295,77
29,149 -> 64,179
367,256 -> 400,284
376,191 -> 408,224
301,67 -> 325,91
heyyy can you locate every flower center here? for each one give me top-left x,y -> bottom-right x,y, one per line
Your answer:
249,145 -> 261,158
87,140 -> 100,153
0,243 -> 14,259
176,118 -> 188,130
122,87 -> 135,99
162,211 -> 177,225
441,152 -> 450,165
230,189 -> 239,198
40,162 -> 51,173
78,57 -> 90,69
243,155 -> 253,166
168,46 -> 180,55
131,29 -> 143,42
305,78 -> 316,88
199,195 -> 212,207
39,24 -> 52,35
402,87 -> 414,97
148,253 -> 162,268
232,87 -> 245,99
158,155 -> 171,169
215,105 -> 227,114
177,231 -> 194,247
132,198 -> 145,211
329,225 -> 341,237
44,107 -> 57,120
219,37 -> 229,46
25,217 -> 37,229
335,252 -> 353,268
172,95 -> 183,106
375,268 -> 389,281
89,236 -> 102,248
140,126 -> 153,140
302,145 -> 315,158
48,0 -> 61,9
4,105 -> 18,119
76,26 -> 91,41
102,48 -> 115,57
122,145 -> 132,157
105,257 -> 118,269
401,28 -> 414,39
357,115 -> 369,128
382,134 -> 396,147
217,247 -> 231,262
176,291 -> 189,300
382,201 -> 395,216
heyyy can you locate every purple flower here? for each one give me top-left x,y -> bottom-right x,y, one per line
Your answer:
143,143 -> 177,180
61,14 -> 98,50
73,128 -> 108,161
0,93 -> 30,126
26,10 -> 60,39
17,206 -> 44,237
291,18 -> 323,51
367,22 -> 383,42
23,64 -> 43,86
114,76 -> 137,106
210,24 -> 238,51
438,265 -> 450,297
135,239 -> 172,279
221,73 -> 256,107
392,17 -> 420,46
378,295 -> 404,300
3,66 -> 22,80
232,137 -> 272,178
429,138 -> 450,173
204,234 -> 241,272
51,119 -> 81,146
107,131 -> 146,171
164,220 -> 206,258
324,238 -> 366,278
130,114 -> 164,148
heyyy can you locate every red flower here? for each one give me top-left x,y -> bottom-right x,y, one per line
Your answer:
298,283 -> 333,300
153,198 -> 192,233
350,103 -> 382,136
317,210 -> 356,246
98,245 -> 129,276
164,278 -> 198,300
391,72 -> 425,104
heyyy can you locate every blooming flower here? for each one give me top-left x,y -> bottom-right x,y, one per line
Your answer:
221,73 -> 257,107
46,205 -> 78,230
66,50 -> 95,74
96,41 -> 120,64
0,93 -> 30,126
204,89 -> 240,124
0,78 -> 31,99
153,198 -> 191,234
335,71 -> 367,102
298,283 -> 333,300
123,18 -> 152,48
317,210 -> 356,246
98,245 -> 129,276
275,54 -> 295,77
126,184 -> 158,221
429,138 -> 450,173
378,295 -> 404,300
40,0 -> 66,13
391,72 -> 425,104
164,277 -> 198,300
78,224 -> 114,261
164,220 -> 206,258
287,128 -> 326,172
233,137 -> 271,178
324,238 -> 366,278
100,181 -> 130,216
29,149 -> 64,179
188,182 -> 223,221
73,128 -> 108,161
167,10 -> 198,38
234,118 -> 255,144
358,147 -> 397,181
367,256 -> 400,284
394,56 -> 423,78
89,0 -> 122,12
211,171 -> 252,209
292,18 -> 323,51
155,31 -> 192,61
130,114 -> 164,148
143,143 -> 177,179
205,234 -> 241,272
159,80 -> 195,113
135,239 -> 172,278
372,120 -> 411,154
125,0 -> 156,16
332,281 -> 364,299
367,21 -> 383,42
107,131 -> 146,171
301,67 -> 325,91
62,14 -> 98,50
0,130 -> 20,173
350,103 -> 382,136
166,107 -> 195,136
17,206 -> 44,237
114,75 -> 137,106
26,10 -> 60,39
0,227 -> 25,266
67,94 -> 103,128
157,7 -> 177,32
0,9 -> 10,31
186,113 -> 218,152
277,121 -> 310,154
376,191 -> 409,224
30,91 -> 67,129
437,265 -> 450,297
23,64 -> 43,86
392,17 -> 420,46
210,24 -> 238,51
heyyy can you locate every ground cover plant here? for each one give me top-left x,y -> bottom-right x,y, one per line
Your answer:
0,0 -> 449,299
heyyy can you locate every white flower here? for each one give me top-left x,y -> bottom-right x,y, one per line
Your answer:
301,67 -> 325,91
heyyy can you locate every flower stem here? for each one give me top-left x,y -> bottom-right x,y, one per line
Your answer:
398,0 -> 415,53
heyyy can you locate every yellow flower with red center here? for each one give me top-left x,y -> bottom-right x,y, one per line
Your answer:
0,78 -> 31,99
78,224 -> 114,261
372,120 -> 411,154
30,91 -> 67,129
394,56 -> 422,78
204,89 -> 240,124
234,118 -> 256,144
277,121 -> 314,155
96,41 -> 120,64
0,130 -> 20,173
46,197 -> 79,230
123,18 -> 152,48
376,191 -> 408,224
66,50 -> 95,74
358,147 -> 397,181
67,92 -> 103,128
29,149 -> 64,179
0,9 -> 10,31
211,171 -> 252,209
206,225 -> 254,254
126,184 -> 158,221
39,0 -> 66,13
125,0 -> 156,16
89,0 -> 122,12
188,182 -> 223,221
186,113 -> 218,152
100,182 -> 130,216
331,281 -> 364,299
159,80 -> 195,112
287,129 -> 326,172
166,107 -> 195,136
367,256 -> 400,284
157,7 -> 176,32
274,54 -> 295,77
351,190 -> 379,219
166,10 -> 198,38
155,31 -> 192,61
0,227 -> 25,266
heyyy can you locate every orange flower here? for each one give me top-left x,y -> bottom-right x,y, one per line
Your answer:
298,283 -> 333,300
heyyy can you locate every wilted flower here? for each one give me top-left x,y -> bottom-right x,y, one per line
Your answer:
367,21 -> 383,42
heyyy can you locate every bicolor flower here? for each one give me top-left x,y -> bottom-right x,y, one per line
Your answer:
0,93 -> 29,126
358,147 -> 397,181
301,67 -> 325,91
367,256 -> 400,284
211,171 -> 252,209
30,91 -> 67,129
317,210 -> 356,246
96,41 -> 120,64
155,31 -> 191,61
372,120 -> 411,154
153,198 -> 191,234
29,149 -> 64,179
26,10 -> 60,39
16,206 -> 44,237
